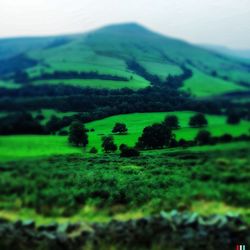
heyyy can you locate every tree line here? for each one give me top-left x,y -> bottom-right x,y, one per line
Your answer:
14,70 -> 130,84
66,113 -> 249,158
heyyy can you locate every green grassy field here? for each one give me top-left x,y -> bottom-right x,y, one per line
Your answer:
0,80 -> 20,89
0,141 -> 249,224
181,68 -> 247,97
139,61 -> 182,80
0,111 -> 249,161
33,76 -> 150,89
85,111 -> 250,151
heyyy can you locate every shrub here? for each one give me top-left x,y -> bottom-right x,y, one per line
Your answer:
120,146 -> 140,157
195,130 -> 212,145
89,147 -> 98,154
189,113 -> 208,127
164,115 -> 179,129
119,144 -> 128,151
58,130 -> 68,136
220,134 -> 233,143
102,135 -> 117,153
227,114 -> 240,125
136,123 -> 173,149
112,123 -> 128,134
68,121 -> 88,147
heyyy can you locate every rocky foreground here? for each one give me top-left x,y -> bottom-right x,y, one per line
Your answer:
0,211 -> 249,250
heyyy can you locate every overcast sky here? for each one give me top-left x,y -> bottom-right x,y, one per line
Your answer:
0,0 -> 249,49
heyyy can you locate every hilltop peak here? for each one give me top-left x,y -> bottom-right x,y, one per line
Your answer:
96,22 -> 150,33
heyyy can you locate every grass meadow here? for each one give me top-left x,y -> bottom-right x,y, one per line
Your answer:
0,111 -> 249,161
0,141 -> 249,224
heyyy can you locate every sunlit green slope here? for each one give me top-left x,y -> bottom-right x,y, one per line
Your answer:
0,23 -> 249,96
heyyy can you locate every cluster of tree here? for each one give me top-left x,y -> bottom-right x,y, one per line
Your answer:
30,70 -> 129,82
0,54 -> 37,77
119,144 -> 140,157
68,121 -> 88,147
0,59 -> 248,135
0,85 -> 222,118
192,130 -> 250,146
0,112 -> 45,135
127,60 -> 192,89
127,60 -> 161,85
112,123 -> 128,134
164,66 -> 192,88
136,123 -> 174,149
189,113 -> 208,127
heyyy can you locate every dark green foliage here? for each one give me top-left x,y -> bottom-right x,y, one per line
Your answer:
101,135 -> 117,153
112,122 -> 128,134
35,114 -> 45,121
189,113 -> 208,127
0,112 -> 44,135
89,147 -> 98,154
227,113 -> 241,124
13,70 -> 29,84
45,115 -> 62,134
58,130 -> 68,136
0,145 -> 249,217
137,123 -> 173,149
31,70 -> 129,82
120,145 -> 140,157
220,133 -> 233,143
68,121 -> 88,147
195,130 -> 212,145
45,115 -> 74,134
119,144 -> 127,151
0,54 -> 37,77
164,115 -> 179,129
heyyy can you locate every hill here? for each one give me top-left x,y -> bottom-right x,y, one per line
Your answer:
0,23 -> 250,97
201,44 -> 250,60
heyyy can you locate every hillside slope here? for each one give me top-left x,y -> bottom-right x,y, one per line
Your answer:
0,23 -> 249,97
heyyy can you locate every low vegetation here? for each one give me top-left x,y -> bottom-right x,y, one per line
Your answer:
0,142 -> 249,223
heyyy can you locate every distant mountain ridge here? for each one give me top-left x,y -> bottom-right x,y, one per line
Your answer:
0,22 -> 250,97
201,44 -> 250,60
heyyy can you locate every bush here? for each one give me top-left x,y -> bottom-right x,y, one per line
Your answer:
136,123 -> 173,149
119,144 -> 128,151
164,115 -> 179,129
227,114 -> 240,125
58,130 -> 68,136
68,121 -> 88,147
112,123 -> 128,134
120,146 -> 140,157
220,134 -> 233,143
189,113 -> 208,127
102,135 -> 117,153
195,130 -> 212,145
89,147 -> 98,154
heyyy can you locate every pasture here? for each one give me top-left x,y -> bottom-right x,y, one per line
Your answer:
0,111 -> 249,160
181,68 -> 246,97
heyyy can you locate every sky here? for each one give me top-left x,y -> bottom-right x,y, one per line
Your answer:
0,0 -> 249,49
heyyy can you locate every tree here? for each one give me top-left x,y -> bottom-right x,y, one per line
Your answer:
45,115 -> 61,134
227,114 -> 240,125
189,113 -> 208,127
112,123 -> 128,134
164,115 -> 179,129
89,147 -> 98,154
120,145 -> 140,157
101,135 -> 117,153
14,70 -> 29,84
68,121 -> 88,147
136,123 -> 173,149
195,130 -> 211,145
